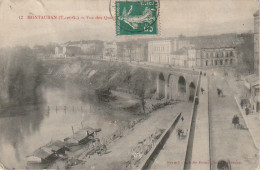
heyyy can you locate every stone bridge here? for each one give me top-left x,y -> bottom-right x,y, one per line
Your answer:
140,65 -> 200,102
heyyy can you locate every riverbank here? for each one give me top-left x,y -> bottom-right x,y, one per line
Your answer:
0,58 -> 176,169
48,101 -> 190,170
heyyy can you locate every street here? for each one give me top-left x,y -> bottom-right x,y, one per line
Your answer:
209,74 -> 259,170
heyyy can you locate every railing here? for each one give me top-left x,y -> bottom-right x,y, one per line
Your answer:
183,73 -> 201,170
208,75 -> 212,170
139,112 -> 182,170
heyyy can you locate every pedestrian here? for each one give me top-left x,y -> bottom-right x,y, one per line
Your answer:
245,107 -> 250,115
181,116 -> 184,121
240,100 -> 244,108
177,128 -> 184,138
201,88 -> 205,94
232,115 -> 236,127
232,115 -> 239,128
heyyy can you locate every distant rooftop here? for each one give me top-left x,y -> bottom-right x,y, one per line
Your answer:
189,34 -> 242,49
172,47 -> 188,55
64,40 -> 103,46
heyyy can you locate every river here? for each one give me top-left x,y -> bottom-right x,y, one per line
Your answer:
0,87 -> 136,169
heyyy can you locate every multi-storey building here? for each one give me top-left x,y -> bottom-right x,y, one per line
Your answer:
199,47 -> 236,67
254,10 -> 259,73
118,41 -> 147,61
131,44 -> 147,61
103,42 -> 117,60
60,40 -> 104,57
148,40 -> 172,64
187,48 -> 197,68
54,46 -> 67,58
54,46 -> 82,58
148,39 -> 199,68
147,37 -> 238,68
116,41 -> 146,61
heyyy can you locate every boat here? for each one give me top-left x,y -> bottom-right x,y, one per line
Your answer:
26,140 -> 69,169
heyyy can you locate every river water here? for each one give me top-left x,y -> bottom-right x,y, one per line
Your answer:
0,87 -> 135,169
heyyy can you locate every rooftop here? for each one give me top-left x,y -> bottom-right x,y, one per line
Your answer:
66,127 -> 95,142
172,47 -> 189,55
32,140 -> 65,159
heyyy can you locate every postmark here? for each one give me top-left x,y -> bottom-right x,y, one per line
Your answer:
114,0 -> 159,35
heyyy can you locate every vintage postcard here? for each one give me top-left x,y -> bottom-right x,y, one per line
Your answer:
0,0 -> 259,169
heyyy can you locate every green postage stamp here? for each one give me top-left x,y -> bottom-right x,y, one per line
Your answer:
116,0 -> 159,35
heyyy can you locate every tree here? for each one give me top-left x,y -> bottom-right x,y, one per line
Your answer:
129,68 -> 149,114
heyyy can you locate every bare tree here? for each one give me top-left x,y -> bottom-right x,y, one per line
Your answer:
129,68 -> 149,114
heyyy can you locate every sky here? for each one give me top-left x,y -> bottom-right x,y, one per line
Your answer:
0,0 -> 259,47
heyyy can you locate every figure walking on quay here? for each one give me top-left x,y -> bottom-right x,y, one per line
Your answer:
201,87 -> 205,94
217,88 -> 223,97
232,115 -> 240,128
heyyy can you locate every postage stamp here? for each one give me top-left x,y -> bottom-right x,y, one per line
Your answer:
115,0 -> 159,35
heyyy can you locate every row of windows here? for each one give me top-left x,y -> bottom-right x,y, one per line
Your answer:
202,51 -> 234,58
205,59 -> 233,66
153,46 -> 169,52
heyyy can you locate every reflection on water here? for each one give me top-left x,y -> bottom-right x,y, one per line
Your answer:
0,87 -> 133,169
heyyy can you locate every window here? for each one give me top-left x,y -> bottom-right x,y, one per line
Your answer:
225,59 -> 228,64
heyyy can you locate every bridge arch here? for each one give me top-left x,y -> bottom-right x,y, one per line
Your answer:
178,75 -> 186,91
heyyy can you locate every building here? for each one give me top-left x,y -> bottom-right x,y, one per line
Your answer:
54,45 -> 82,58
187,48 -> 197,68
118,41 -> 147,62
243,74 -> 259,113
254,10 -> 259,74
64,40 -> 104,57
148,38 -> 191,64
199,47 -> 236,67
54,46 -> 66,58
170,48 -> 188,67
148,40 -> 172,64
173,37 -> 191,51
120,44 -> 131,61
103,42 -> 117,60
148,39 -> 199,68
130,43 -> 147,62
